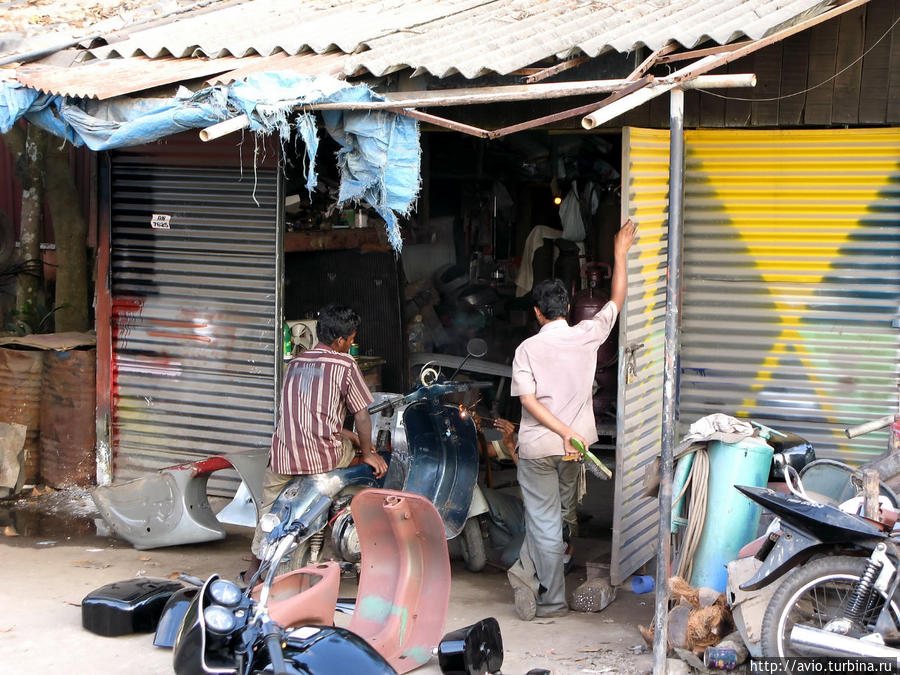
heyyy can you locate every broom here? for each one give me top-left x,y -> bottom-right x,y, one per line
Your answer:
569,438 -> 612,479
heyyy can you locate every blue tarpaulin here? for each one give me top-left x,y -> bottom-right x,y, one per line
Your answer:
0,72 -> 420,250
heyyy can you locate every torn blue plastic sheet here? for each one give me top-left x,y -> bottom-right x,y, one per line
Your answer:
0,72 -> 419,250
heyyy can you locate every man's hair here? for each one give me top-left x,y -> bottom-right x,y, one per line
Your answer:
531,278 -> 569,320
316,304 -> 361,344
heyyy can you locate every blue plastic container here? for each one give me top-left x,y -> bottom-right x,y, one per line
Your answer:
689,436 -> 774,592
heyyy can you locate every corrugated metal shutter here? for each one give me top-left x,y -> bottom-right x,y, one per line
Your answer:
679,128 -> 900,464
611,127 -> 670,586
109,159 -> 280,492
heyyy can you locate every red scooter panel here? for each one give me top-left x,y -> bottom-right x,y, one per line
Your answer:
350,488 -> 451,674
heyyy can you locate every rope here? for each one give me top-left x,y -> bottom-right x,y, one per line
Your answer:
675,448 -> 709,581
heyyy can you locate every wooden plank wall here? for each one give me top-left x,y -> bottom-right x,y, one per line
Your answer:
620,0 -> 900,129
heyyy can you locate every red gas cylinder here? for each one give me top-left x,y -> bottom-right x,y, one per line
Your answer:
570,263 -> 618,417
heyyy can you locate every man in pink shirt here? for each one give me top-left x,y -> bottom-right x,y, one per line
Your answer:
245,304 -> 388,580
507,219 -> 636,620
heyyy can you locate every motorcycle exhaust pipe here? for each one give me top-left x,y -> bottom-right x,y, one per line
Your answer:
790,624 -> 900,665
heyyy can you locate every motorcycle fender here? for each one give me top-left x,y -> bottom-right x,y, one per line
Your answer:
153,586 -> 200,648
738,523 -> 824,591
350,489 -> 450,675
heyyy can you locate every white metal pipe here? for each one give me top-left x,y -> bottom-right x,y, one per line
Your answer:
681,73 -> 757,90
200,114 -> 250,142
582,73 -> 756,129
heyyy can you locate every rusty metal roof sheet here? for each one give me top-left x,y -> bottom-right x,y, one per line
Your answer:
16,55 -> 264,99
14,51 -> 348,99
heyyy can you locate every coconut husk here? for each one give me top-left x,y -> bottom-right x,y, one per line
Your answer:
686,603 -> 734,651
669,576 -> 699,608
641,578 -> 735,655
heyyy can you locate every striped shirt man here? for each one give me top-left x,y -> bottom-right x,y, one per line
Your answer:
270,346 -> 374,474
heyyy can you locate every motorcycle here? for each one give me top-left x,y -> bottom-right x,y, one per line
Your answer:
735,416 -> 900,663
163,487 -> 451,675
266,338 -> 493,574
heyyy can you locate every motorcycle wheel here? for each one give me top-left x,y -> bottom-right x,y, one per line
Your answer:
458,517 -> 487,573
760,555 -> 900,658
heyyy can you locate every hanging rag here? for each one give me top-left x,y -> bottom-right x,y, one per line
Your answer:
559,181 -> 585,242
514,225 -> 563,297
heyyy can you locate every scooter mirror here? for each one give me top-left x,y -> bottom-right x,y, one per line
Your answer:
466,338 -> 488,359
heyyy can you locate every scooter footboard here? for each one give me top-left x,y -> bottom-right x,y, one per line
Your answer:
350,488 -> 450,675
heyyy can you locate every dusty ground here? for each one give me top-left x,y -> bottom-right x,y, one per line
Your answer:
0,488 -> 656,675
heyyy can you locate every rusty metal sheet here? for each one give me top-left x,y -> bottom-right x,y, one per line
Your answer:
0,348 -> 44,484
40,348 -> 97,488
16,55 -> 265,100
0,331 -> 95,350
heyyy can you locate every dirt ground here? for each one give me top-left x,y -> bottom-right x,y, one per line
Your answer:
0,488 -> 656,675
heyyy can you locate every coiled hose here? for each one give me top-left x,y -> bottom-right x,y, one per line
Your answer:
674,448 -> 709,581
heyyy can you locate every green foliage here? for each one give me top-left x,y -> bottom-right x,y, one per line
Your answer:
6,301 -> 66,336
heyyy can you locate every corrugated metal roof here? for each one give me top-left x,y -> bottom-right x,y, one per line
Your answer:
0,0 -> 234,62
350,0 -> 838,78
2,0 -> 850,98
82,0 -> 840,78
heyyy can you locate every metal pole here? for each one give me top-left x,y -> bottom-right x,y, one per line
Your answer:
652,87 -> 685,675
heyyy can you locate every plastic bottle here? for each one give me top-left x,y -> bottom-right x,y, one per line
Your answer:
408,315 -> 427,354
283,322 -> 292,360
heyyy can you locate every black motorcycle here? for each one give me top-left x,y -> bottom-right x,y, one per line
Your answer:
738,472 -> 900,662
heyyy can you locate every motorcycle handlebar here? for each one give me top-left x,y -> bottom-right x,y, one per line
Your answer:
845,415 -> 895,438
263,630 -> 290,675
367,381 -> 493,415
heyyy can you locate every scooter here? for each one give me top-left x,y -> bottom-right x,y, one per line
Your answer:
269,338 -> 493,574
734,416 -> 900,662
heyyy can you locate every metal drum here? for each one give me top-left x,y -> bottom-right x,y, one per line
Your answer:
0,347 -> 44,484
40,348 -> 96,488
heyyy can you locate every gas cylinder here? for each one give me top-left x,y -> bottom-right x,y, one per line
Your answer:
570,262 -> 618,416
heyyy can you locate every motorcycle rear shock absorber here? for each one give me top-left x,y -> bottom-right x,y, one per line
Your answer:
845,545 -> 886,624
308,530 -> 325,564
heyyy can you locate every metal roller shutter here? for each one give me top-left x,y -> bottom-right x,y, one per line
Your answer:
108,159 -> 281,492
679,128 -> 900,463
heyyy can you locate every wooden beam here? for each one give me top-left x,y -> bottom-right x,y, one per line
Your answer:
656,41 -> 750,65
389,108 -> 491,138
488,76 -> 654,138
627,43 -> 679,81
524,55 -> 591,84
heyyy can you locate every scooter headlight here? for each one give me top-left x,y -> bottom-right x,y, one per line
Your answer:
208,579 -> 242,607
259,512 -> 281,534
203,605 -> 236,635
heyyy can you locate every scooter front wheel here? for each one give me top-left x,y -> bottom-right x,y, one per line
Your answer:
458,517 -> 487,573
760,555 -> 900,658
